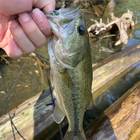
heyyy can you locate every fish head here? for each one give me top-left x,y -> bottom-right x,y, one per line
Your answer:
46,5 -> 89,68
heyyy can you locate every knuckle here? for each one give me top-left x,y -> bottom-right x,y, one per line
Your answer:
11,27 -> 24,40
28,26 -> 38,34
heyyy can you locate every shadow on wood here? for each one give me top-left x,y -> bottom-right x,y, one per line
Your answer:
86,81 -> 140,140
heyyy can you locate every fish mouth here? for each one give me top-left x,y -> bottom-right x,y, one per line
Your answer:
45,5 -> 81,17
45,5 -> 82,38
56,5 -> 81,15
46,5 -> 84,70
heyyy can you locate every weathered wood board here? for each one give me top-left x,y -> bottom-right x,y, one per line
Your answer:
92,42 -> 140,98
0,42 -> 140,140
0,90 -> 54,140
85,81 -> 140,140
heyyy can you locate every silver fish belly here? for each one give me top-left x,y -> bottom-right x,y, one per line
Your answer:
46,5 -> 93,140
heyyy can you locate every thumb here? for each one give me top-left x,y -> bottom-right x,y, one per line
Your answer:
33,0 -> 55,13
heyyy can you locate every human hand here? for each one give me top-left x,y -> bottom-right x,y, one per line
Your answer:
0,0 -> 55,59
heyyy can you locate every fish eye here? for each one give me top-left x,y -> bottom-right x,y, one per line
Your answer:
77,25 -> 85,35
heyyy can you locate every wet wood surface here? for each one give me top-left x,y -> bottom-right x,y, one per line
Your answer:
0,42 -> 140,140
92,42 -> 140,98
0,90 -> 54,140
85,81 -> 140,140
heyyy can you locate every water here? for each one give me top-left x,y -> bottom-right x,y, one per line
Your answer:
0,0 -> 140,139
86,0 -> 140,64
0,46 -> 50,117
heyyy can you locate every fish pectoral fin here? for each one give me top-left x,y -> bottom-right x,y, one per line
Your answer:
87,97 -> 94,110
53,104 -> 65,124
60,70 -> 73,88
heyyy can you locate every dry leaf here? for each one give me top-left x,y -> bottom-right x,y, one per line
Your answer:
35,70 -> 39,73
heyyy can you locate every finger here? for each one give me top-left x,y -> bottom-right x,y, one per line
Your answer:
0,0 -> 55,16
18,12 -> 47,47
32,8 -> 52,37
0,0 -> 32,16
3,39 -> 23,59
0,28 -> 11,48
34,0 -> 55,13
9,20 -> 35,53
43,0 -> 55,14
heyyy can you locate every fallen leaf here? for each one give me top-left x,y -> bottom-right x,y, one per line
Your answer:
25,85 -> 29,87
34,62 -> 37,66
35,70 -> 39,73
17,84 -> 20,86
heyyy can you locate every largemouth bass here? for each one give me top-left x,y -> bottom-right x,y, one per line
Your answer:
46,5 -> 93,140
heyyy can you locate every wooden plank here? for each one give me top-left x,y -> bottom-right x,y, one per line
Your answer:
92,42 -> 140,95
0,42 -> 140,140
0,90 -> 54,140
85,81 -> 140,140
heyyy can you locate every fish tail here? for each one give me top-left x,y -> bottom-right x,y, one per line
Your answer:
64,130 -> 86,140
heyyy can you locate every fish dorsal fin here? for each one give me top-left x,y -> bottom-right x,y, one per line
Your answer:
53,104 -> 65,124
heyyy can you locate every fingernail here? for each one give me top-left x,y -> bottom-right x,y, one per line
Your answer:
10,20 -> 18,28
19,13 -> 30,22
32,8 -> 43,22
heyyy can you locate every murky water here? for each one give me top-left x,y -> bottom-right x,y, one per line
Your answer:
0,46 -> 50,117
0,0 -> 140,139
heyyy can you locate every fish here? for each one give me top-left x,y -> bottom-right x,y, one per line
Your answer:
45,5 -> 93,140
